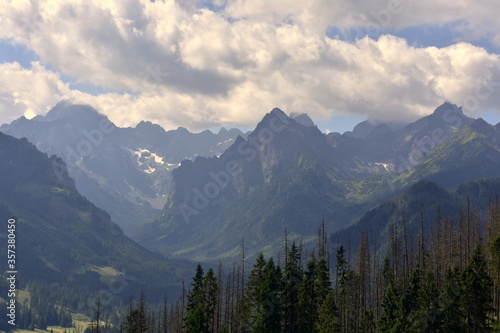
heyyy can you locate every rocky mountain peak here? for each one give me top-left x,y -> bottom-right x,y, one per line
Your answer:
431,102 -> 463,118
290,112 -> 315,127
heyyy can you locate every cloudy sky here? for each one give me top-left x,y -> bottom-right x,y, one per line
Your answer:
1,0 -> 500,133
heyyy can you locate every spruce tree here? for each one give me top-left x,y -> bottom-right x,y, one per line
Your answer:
314,258 -> 331,303
283,243 -> 302,333
378,257 -> 400,333
204,268 -> 218,332
461,246 -> 494,333
252,258 -> 282,333
335,246 -> 348,332
298,258 -> 317,332
243,253 -> 267,329
438,266 -> 464,332
184,264 -> 209,333
397,269 -> 421,331
413,271 -> 440,332
316,291 -> 340,333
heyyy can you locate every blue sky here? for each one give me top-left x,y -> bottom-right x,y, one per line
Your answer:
1,0 -> 499,133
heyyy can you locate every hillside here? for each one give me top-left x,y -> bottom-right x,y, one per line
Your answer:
0,132 -> 193,304
135,104 -> 500,264
0,101 -> 246,234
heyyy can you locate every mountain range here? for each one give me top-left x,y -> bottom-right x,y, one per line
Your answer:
134,103 -> 500,263
1,99 -> 500,330
0,132 -> 193,302
0,101 -> 247,234
2,101 -> 500,266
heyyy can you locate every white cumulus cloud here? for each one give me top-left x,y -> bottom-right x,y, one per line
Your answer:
0,0 -> 499,131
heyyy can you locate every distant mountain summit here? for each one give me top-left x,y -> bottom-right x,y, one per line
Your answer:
326,102 -> 474,176
350,120 -> 377,139
399,117 -> 500,188
0,132 -> 191,298
135,108 -> 354,261
2,101 -> 497,264
0,102 -> 246,234
134,103 -> 499,263
290,112 -> 315,127
39,100 -> 104,122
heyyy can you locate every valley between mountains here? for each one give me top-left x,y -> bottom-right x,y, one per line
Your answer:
1,101 -> 500,331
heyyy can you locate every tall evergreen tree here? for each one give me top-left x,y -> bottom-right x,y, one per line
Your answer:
335,246 -> 348,333
252,258 -> 282,333
378,257 -> 400,333
283,243 -> 302,333
122,295 -> 147,333
397,269 -> 421,332
184,264 -> 209,333
316,291 -> 339,333
412,271 -> 440,333
204,268 -> 219,333
315,258 -> 331,303
461,246 -> 494,333
298,258 -> 317,332
438,266 -> 464,333
242,253 -> 267,330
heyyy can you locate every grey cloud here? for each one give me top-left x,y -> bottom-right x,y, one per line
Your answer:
0,0 -> 499,131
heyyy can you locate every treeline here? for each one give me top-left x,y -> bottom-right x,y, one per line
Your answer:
119,197 -> 500,332
0,278 -> 126,332
0,282 -> 73,331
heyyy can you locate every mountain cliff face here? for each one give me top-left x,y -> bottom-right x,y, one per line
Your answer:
394,117 -> 500,188
135,103 -> 499,263
327,102 -> 474,176
0,101 -> 246,234
135,108 -> 355,261
2,101 -> 498,265
0,132 -> 192,299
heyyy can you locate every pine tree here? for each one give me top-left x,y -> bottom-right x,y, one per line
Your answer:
316,291 -> 339,333
396,269 -> 423,332
252,258 -> 282,333
438,266 -> 463,333
298,258 -> 317,332
121,291 -> 148,333
461,246 -> 494,333
335,246 -> 348,332
184,264 -> 209,333
378,258 -> 399,333
358,230 -> 371,330
242,253 -> 267,329
412,271 -> 440,332
315,258 -> 331,303
204,268 -> 218,333
283,242 -> 302,333
138,290 -> 148,333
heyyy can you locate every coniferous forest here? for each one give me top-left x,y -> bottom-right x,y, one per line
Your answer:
112,196 -> 500,333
